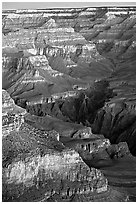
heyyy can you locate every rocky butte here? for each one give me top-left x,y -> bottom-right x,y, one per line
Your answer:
2,6 -> 136,202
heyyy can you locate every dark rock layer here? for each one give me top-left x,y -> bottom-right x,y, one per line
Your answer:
92,102 -> 136,156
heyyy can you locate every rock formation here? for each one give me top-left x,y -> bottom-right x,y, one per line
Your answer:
3,90 -> 132,202
2,6 -> 136,202
92,102 -> 136,155
2,89 -> 26,136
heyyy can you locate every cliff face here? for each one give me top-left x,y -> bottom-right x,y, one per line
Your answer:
2,7 -> 135,106
26,80 -> 115,122
2,89 -> 26,136
2,90 -> 135,202
2,53 -> 89,106
92,102 -> 136,155
2,6 -> 136,202
2,90 -> 102,201
3,144 -> 109,202
25,80 -> 135,156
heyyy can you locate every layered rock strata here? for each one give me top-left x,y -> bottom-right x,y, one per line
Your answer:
24,111 -> 136,201
3,90 -> 130,202
2,53 -> 89,106
2,6 -> 136,202
2,89 -> 26,136
92,102 -> 136,155
2,7 -> 136,106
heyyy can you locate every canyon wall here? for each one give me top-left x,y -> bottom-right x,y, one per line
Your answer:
3,89 -> 131,202
2,6 -> 136,202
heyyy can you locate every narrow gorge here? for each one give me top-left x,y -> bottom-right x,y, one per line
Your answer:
2,5 -> 136,202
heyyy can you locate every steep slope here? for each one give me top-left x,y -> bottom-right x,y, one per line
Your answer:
2,6 -> 136,202
2,7 -> 136,105
2,54 -> 89,106
3,90 -> 131,202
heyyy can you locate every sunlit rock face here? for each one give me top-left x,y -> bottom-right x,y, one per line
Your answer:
2,7 -> 136,105
3,141 -> 109,201
2,13 -> 49,32
2,27 -> 86,52
2,53 -> 89,106
75,138 -> 111,154
2,93 -> 111,202
2,90 -> 127,202
2,90 -> 26,136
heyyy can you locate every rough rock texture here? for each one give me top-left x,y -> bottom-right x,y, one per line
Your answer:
3,90 -> 130,202
2,54 -> 89,105
2,89 -> 26,136
2,7 -> 136,107
2,13 -> 49,32
2,6 -> 136,202
92,102 -> 136,155
25,79 -> 115,123
3,145 -> 109,202
26,81 -> 114,125
24,80 -> 135,156
24,111 -> 136,201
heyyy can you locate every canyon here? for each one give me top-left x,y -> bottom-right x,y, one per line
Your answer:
2,6 -> 136,202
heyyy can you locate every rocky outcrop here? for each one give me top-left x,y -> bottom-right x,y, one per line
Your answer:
2,89 -> 26,136
2,13 -> 49,33
2,27 -> 86,53
24,112 -> 136,201
61,129 -> 134,168
3,90 -> 110,201
2,90 -> 135,201
92,102 -> 136,156
3,144 -> 109,201
2,54 -> 89,106
3,122 -> 135,200
3,90 -> 133,202
61,133 -> 136,201
26,80 -> 115,125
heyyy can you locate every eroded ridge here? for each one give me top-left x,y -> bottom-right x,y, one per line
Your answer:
2,6 -> 136,202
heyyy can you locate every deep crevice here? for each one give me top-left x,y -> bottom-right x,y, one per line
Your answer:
15,79 -> 136,156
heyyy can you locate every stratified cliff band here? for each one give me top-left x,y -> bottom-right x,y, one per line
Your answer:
2,6 -> 136,202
